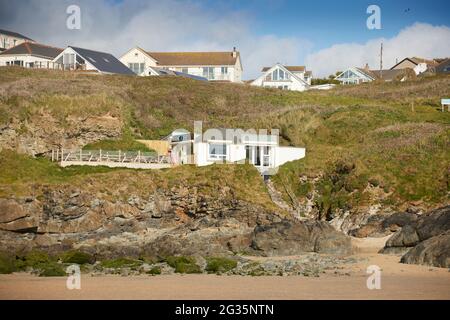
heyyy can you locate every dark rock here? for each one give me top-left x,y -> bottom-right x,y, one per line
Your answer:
401,231 -> 450,268
381,206 -> 450,268
251,219 -> 352,256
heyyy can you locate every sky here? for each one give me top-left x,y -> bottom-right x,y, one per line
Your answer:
0,0 -> 449,79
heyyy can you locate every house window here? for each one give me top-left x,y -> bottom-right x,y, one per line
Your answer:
208,143 -> 227,160
272,69 -> 278,81
63,53 -> 75,67
263,146 -> 270,166
221,67 -> 228,74
203,67 -> 215,79
129,63 -> 145,74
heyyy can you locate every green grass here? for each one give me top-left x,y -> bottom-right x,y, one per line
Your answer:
0,67 -> 449,214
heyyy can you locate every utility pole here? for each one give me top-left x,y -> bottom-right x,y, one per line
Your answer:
380,42 -> 383,79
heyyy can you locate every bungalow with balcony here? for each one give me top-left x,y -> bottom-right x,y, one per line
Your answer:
166,124 -> 305,176
250,63 -> 311,91
0,29 -> 35,52
119,47 -> 243,82
52,46 -> 134,75
0,42 -> 63,68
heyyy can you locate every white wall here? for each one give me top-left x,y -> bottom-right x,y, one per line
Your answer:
0,35 -> 29,50
0,54 -> 54,67
119,48 -> 157,75
273,146 -> 306,167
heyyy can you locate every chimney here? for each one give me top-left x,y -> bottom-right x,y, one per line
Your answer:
232,47 -> 237,58
364,63 -> 370,70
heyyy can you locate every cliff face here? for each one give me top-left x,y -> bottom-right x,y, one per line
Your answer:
0,111 -> 122,156
0,183 -> 352,259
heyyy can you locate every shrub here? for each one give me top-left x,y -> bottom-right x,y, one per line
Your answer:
24,250 -> 51,267
38,262 -> 66,277
165,256 -> 202,274
60,250 -> 94,265
0,252 -> 15,274
205,257 -> 237,274
147,266 -> 161,275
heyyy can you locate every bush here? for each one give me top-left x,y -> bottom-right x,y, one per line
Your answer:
147,266 -> 161,275
38,262 -> 66,277
205,257 -> 237,274
165,256 -> 202,274
100,258 -> 143,269
0,252 -> 15,274
23,250 -> 51,267
60,250 -> 94,265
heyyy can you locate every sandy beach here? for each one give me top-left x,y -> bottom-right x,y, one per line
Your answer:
1,239 -> 449,300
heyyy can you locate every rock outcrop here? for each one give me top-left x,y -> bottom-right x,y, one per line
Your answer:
381,206 -> 450,268
0,184 -> 352,259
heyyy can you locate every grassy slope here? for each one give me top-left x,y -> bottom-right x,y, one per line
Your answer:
0,67 -> 449,211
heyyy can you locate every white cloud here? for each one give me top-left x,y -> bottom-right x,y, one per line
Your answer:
305,23 -> 450,77
1,1 -> 448,80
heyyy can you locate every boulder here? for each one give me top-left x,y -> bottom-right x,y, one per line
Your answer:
251,220 -> 352,256
381,206 -> 450,268
401,231 -> 450,268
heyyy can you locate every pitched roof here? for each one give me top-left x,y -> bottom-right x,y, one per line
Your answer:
368,69 -> 409,81
0,29 -> 34,41
262,65 -> 305,72
0,42 -> 63,59
69,46 -> 134,75
354,67 -> 377,79
146,51 -> 239,66
390,57 -> 438,70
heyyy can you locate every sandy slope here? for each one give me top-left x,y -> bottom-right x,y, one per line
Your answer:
1,237 -> 449,300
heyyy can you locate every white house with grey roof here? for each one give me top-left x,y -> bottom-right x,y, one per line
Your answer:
120,47 -> 243,82
0,42 -> 62,68
166,124 -> 305,176
0,29 -> 34,52
53,46 -> 134,75
251,63 -> 311,91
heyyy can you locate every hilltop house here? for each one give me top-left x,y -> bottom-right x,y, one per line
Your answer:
52,46 -> 134,75
251,63 -> 311,91
335,65 -> 412,84
0,42 -> 63,68
390,57 -> 438,75
120,47 -> 243,82
166,124 -> 305,176
0,29 -> 34,52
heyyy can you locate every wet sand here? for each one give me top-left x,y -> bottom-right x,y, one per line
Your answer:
1,238 -> 449,300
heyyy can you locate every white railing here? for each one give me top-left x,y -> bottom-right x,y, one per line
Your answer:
51,149 -> 173,169
183,71 -> 231,81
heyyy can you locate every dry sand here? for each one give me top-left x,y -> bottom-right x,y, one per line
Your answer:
1,237 -> 449,300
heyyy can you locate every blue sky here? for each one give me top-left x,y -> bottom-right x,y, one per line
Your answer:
1,0 -> 449,78
203,0 -> 450,50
